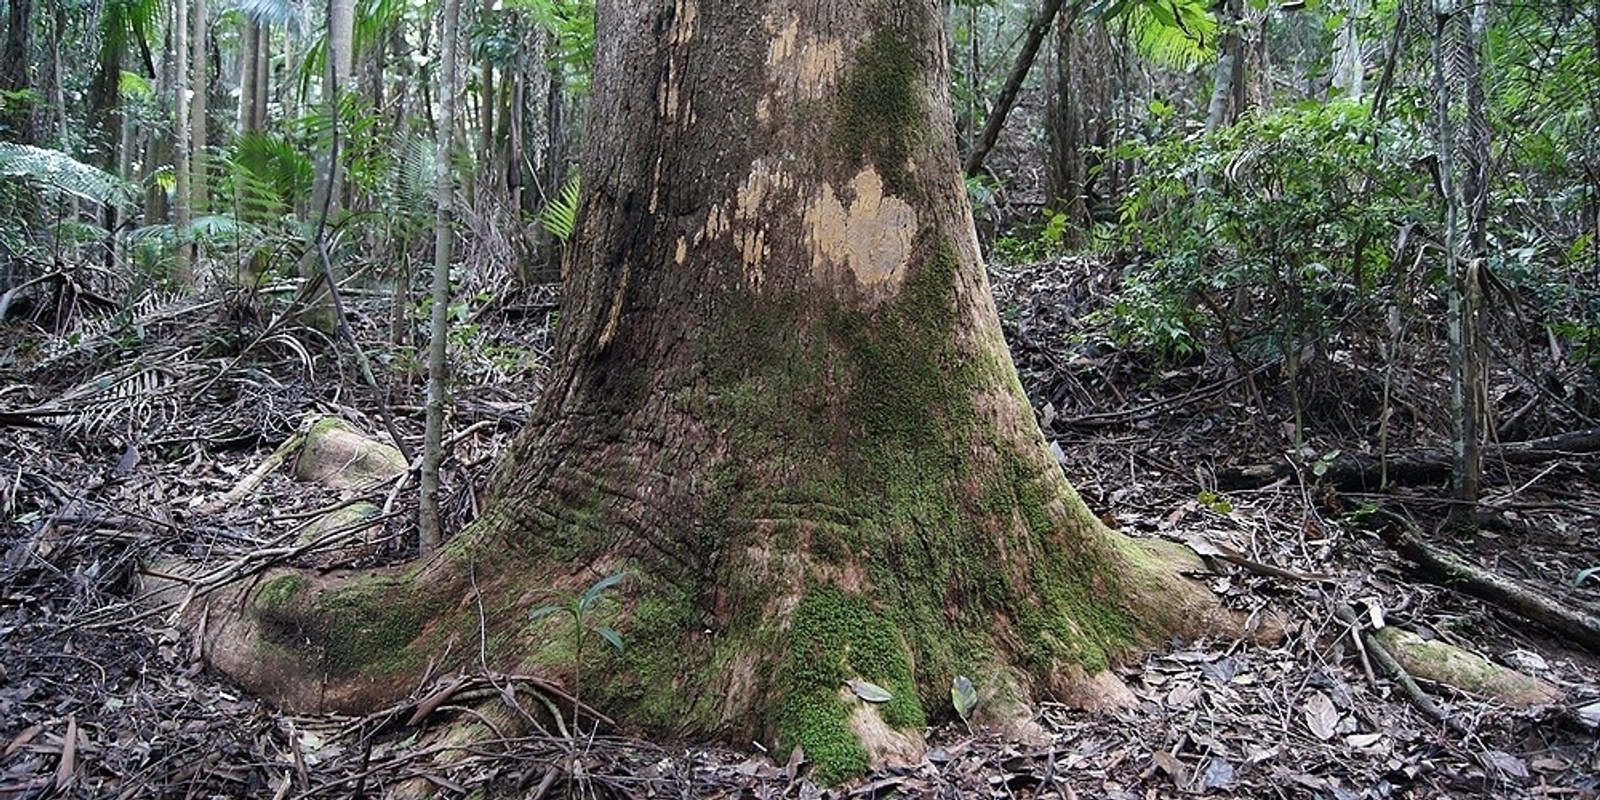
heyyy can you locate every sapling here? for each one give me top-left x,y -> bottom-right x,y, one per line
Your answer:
529,571 -> 628,729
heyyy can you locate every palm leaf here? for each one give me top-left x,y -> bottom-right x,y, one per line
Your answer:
1092,0 -> 1216,69
235,0 -> 301,28
0,142 -> 135,208
538,173 -> 581,241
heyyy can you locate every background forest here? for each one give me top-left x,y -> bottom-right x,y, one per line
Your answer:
2,0 -> 1597,472
2,0 -> 1600,796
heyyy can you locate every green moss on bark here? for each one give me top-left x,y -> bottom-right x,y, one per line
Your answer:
834,28 -> 927,192
316,575 -> 431,675
777,586 -> 923,784
255,574 -> 309,611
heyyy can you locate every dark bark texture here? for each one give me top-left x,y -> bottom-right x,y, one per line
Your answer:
193,0 -> 1224,784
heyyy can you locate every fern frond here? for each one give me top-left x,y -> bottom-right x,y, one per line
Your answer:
0,142 -> 134,208
539,173 -> 581,241
393,133 -> 438,218
1127,0 -> 1215,69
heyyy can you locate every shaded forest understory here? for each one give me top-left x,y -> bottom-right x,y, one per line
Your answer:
2,253 -> 1598,798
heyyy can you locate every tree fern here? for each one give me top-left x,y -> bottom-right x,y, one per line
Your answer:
0,142 -> 134,207
538,173 -> 581,241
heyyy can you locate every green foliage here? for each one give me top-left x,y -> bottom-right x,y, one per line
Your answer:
1107,100 -> 1431,360
0,142 -> 134,208
529,571 -> 627,654
226,132 -> 314,222
992,209 -> 1073,265
538,172 -> 581,241
1082,0 -> 1216,68
510,0 -> 596,92
529,572 -> 628,724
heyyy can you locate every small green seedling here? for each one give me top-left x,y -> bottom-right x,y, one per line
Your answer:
530,571 -> 628,727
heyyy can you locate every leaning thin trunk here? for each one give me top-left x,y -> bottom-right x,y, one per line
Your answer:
963,0 -> 1069,177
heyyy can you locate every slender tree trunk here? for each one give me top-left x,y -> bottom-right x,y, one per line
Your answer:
173,0 -> 193,285
1205,0 -> 1243,132
1048,16 -> 1114,240
190,0 -> 208,220
301,0 -> 355,326
1433,0 -> 1486,531
1331,0 -> 1366,98
188,0 -> 1229,784
963,0 -> 1069,177
238,20 -> 260,133
1,0 -> 34,143
420,0 -> 462,555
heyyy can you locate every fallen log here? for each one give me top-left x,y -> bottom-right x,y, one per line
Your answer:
1370,509 -> 1600,655
1217,426 -> 1600,491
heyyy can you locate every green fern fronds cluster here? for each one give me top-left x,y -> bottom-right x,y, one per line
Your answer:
538,173 -> 581,241
0,142 -> 134,208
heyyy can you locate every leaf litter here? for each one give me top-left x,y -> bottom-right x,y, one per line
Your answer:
1,259 -> 1597,797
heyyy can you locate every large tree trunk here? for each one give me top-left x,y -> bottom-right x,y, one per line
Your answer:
185,0 -> 1230,783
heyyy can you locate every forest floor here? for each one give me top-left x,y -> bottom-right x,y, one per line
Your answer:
2,256 -> 1598,799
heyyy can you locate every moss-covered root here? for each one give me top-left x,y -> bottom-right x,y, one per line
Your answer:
145,560 -> 458,714
1374,627 -> 1564,708
775,587 -> 926,783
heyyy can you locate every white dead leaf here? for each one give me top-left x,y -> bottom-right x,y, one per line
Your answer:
1503,649 -> 1547,672
1577,700 -> 1600,731
1201,757 -> 1235,790
1345,732 -> 1383,749
1164,683 -> 1203,708
1303,692 -> 1339,741
1480,750 -> 1529,779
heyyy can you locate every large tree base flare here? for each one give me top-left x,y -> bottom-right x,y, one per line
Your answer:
162,0 -> 1250,783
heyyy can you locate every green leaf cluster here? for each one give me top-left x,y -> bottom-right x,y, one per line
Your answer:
1106,100 -> 1431,360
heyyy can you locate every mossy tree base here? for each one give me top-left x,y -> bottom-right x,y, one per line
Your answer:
179,0 -> 1240,784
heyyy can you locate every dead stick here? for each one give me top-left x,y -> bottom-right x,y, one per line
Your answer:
1329,602 -> 1463,733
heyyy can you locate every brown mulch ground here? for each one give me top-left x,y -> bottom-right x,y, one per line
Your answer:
2,258 -> 1598,798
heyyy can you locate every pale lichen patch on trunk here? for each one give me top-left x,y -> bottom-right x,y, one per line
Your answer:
803,167 -> 916,289
757,14 -> 842,125
728,160 -> 801,287
658,0 -> 697,123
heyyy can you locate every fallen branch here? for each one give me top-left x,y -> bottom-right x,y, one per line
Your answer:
192,428 -> 309,517
1371,509 -> 1600,654
1328,601 -> 1462,732
1217,426 -> 1600,491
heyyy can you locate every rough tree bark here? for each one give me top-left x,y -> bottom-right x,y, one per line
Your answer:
0,0 -> 34,143
187,0 -> 1231,783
